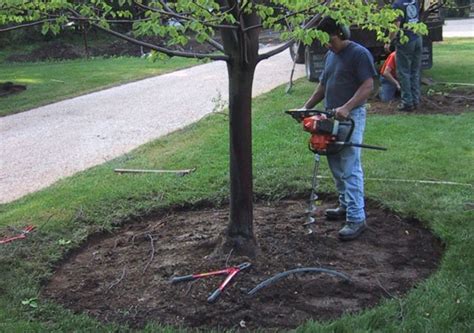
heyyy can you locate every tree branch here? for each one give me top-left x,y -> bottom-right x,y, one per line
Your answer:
0,19 -> 56,32
238,0 -> 251,20
242,4 -> 322,34
206,38 -> 225,52
62,6 -> 228,61
72,17 -> 150,24
0,14 -> 153,34
158,0 -> 173,12
190,2 -> 214,15
257,9 -> 326,63
134,1 -> 239,30
134,2 -> 225,54
91,21 -> 228,61
225,0 -> 240,19
257,39 -> 294,62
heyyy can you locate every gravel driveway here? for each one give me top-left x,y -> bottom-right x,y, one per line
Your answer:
0,49 -> 305,203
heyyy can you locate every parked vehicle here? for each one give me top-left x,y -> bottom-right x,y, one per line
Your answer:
291,0 -> 445,82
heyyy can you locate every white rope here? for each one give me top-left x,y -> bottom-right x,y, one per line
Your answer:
437,81 -> 474,87
316,176 -> 473,187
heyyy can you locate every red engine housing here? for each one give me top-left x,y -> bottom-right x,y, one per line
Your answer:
302,114 -> 337,153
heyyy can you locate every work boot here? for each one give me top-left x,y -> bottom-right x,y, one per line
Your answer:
397,103 -> 414,112
338,221 -> 367,241
325,207 -> 346,221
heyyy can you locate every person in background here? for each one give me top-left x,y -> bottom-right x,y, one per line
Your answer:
379,51 -> 400,102
302,17 -> 377,241
385,0 -> 422,112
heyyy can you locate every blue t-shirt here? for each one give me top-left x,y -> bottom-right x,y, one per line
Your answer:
392,0 -> 420,41
319,42 -> 377,109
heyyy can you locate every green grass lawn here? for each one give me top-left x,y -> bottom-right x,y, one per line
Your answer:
425,38 -> 474,84
0,39 -> 473,332
0,56 -> 199,117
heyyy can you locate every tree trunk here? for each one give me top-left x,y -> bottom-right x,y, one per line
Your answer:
219,59 -> 259,258
211,2 -> 261,259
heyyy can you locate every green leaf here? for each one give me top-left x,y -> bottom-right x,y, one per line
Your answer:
41,22 -> 50,35
58,239 -> 72,245
196,32 -> 208,43
21,298 -> 38,308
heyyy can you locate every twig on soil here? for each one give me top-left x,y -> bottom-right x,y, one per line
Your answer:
74,206 -> 86,221
151,220 -> 167,233
107,266 -> 127,291
375,277 -> 405,323
225,248 -> 234,267
129,217 -> 166,246
143,234 -> 156,273
452,97 -> 465,104
444,94 -> 474,101
130,229 -> 152,245
125,304 -> 139,320
184,280 -> 197,296
41,214 -> 56,227
113,237 -> 121,251
437,81 -> 474,87
420,96 -> 444,109
375,276 -> 395,298
130,232 -> 144,245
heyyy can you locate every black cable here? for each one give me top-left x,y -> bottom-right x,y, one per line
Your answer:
247,267 -> 352,296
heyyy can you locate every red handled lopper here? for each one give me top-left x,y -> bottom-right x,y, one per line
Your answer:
170,262 -> 251,303
0,225 -> 36,244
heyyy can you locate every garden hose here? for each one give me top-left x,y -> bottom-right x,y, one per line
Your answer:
247,267 -> 352,296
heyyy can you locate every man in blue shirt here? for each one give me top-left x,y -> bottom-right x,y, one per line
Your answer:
385,0 -> 422,112
302,17 -> 377,241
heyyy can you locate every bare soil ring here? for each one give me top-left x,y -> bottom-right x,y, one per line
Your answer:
43,196 -> 443,331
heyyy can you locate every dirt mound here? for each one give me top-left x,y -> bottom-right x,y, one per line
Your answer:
42,196 -> 442,331
5,37 -> 217,62
89,39 -> 144,58
0,82 -> 26,97
6,41 -> 82,62
369,87 -> 474,115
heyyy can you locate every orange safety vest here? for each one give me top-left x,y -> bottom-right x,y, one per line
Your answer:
380,52 -> 397,79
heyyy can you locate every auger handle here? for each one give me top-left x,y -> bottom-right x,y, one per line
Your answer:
285,109 -> 336,121
170,274 -> 196,284
207,289 -> 222,303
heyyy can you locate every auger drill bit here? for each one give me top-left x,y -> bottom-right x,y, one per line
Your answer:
304,154 -> 320,234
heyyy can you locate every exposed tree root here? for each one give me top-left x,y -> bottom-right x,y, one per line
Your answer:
210,232 -> 260,260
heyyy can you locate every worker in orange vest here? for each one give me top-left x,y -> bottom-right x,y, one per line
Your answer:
379,51 -> 401,102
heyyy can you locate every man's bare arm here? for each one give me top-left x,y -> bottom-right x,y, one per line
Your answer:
303,83 -> 325,109
382,66 -> 400,90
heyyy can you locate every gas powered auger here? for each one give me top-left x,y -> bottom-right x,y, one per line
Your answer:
285,109 -> 387,234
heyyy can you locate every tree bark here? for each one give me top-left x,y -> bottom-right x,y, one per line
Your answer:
220,59 -> 258,258
213,4 -> 261,258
